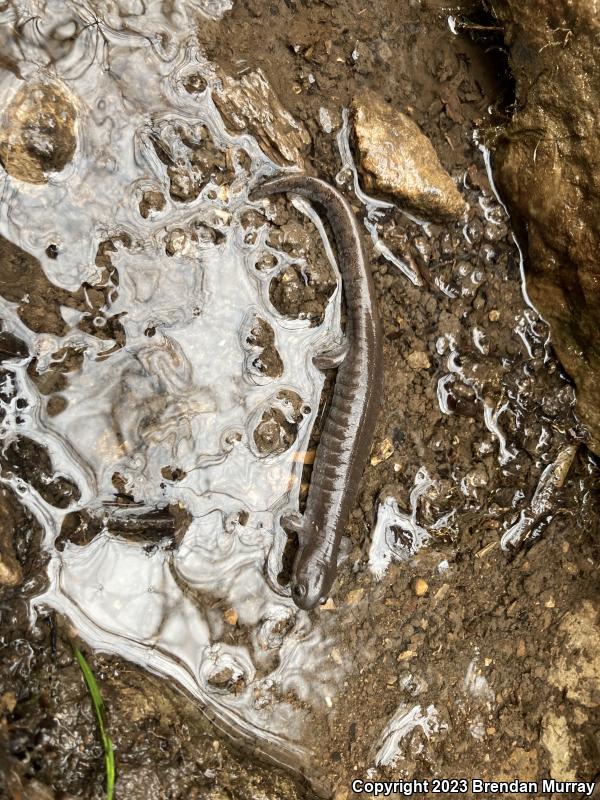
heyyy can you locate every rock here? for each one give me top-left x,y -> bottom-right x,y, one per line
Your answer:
214,69 -> 311,167
549,601 -> 600,708
397,649 -> 416,661
370,437 -> 394,466
351,89 -> 467,222
541,712 -> 577,781
1,692 -> 17,712
407,350 -> 431,370
345,588 -> 365,605
0,79 -> 77,183
0,489 -> 23,588
139,189 -> 166,219
488,0 -> 600,453
0,550 -> 21,588
223,607 -> 238,626
411,578 -> 429,597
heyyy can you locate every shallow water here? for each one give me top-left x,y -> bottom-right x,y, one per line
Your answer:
0,0 -> 345,775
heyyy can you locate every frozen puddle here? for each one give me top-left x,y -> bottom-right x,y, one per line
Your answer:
0,0 -> 342,775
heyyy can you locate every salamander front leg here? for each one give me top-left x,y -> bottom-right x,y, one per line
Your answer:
281,511 -> 304,539
312,340 -> 348,371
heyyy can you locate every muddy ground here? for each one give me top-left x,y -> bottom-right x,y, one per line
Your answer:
1,1 -> 599,799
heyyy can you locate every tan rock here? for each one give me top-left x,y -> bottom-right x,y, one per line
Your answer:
0,553 -> 21,587
412,577 -> 429,597
549,600 -> 600,708
397,649 -> 416,661
1,691 -> 17,712
214,69 -> 311,167
0,79 -> 77,183
407,350 -> 431,370
351,89 -> 467,222
223,607 -> 238,626
370,436 -> 394,466
490,0 -> 600,453
0,487 -> 24,588
541,712 -> 576,781
345,588 -> 364,605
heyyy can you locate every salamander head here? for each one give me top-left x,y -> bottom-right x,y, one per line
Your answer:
291,574 -> 326,611
291,549 -> 332,611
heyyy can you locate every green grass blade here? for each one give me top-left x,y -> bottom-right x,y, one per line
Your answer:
73,647 -> 116,800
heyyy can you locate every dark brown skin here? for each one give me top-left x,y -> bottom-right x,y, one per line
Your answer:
253,175 -> 383,610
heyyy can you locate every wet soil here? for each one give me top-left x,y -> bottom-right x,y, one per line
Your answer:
1,2 -> 599,800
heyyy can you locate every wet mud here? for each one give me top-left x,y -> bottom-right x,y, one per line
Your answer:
0,2 -> 598,799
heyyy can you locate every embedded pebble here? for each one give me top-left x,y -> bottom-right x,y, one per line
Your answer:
223,608 -> 238,626
345,588 -> 365,605
407,351 -> 431,370
370,437 -> 395,466
0,79 -> 77,183
412,578 -> 429,597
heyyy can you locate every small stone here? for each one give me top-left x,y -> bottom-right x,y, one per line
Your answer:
320,597 -> 336,611
545,596 -> 556,609
318,106 -> 334,134
407,351 -> 431,370
397,649 -> 416,661
517,639 -> 526,657
0,79 -> 77,183
432,583 -> 449,604
412,577 -> 429,597
223,608 -> 238,626
0,552 -> 22,587
165,228 -> 192,257
488,309 -> 500,322
370,436 -> 394,465
139,189 -> 166,219
351,89 -> 468,222
1,692 -> 17,712
345,588 -> 364,605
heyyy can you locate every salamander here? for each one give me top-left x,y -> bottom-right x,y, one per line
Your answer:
253,175 -> 383,610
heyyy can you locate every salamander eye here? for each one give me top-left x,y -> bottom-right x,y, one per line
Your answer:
292,582 -> 307,600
